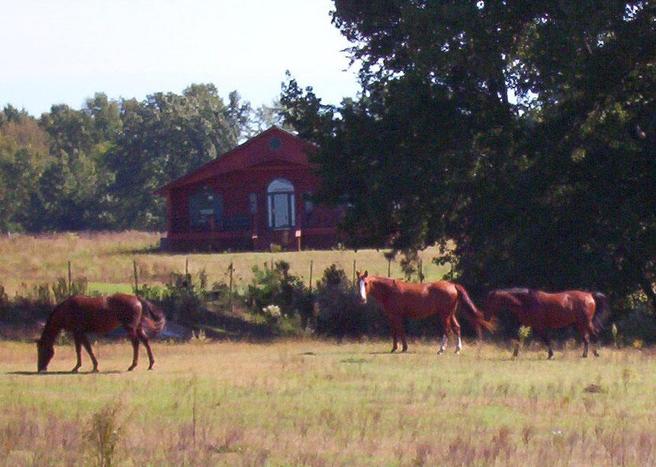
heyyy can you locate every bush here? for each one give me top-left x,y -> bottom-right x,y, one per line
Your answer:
313,265 -> 387,338
614,302 -> 656,345
159,272 -> 205,323
245,261 -> 312,326
0,277 -> 87,324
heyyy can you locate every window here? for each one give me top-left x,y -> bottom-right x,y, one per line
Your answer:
267,178 -> 295,229
189,186 -> 222,230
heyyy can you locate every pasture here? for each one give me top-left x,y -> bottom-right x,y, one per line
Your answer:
0,232 -> 447,296
1,340 -> 655,465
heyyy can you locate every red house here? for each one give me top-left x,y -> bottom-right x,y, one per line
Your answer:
156,127 -> 341,251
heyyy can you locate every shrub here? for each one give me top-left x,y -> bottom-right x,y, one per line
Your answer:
85,403 -> 124,467
245,261 -> 312,326
52,277 -> 88,303
313,265 -> 387,338
614,303 -> 656,345
160,272 -> 205,323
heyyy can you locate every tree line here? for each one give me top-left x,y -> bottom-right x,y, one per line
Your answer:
0,84 -> 284,232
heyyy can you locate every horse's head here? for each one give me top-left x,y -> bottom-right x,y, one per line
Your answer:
356,270 -> 369,304
483,291 -> 502,322
36,338 -> 54,372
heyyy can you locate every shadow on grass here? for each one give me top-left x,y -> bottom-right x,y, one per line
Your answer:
7,370 -> 124,376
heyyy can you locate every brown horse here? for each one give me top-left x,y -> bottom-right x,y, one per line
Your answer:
37,293 -> 166,373
357,271 -> 494,354
483,288 -> 609,359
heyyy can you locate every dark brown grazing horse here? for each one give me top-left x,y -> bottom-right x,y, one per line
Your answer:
37,293 -> 166,372
483,288 -> 610,359
357,271 -> 494,354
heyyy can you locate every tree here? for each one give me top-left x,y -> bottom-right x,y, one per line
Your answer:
106,84 -> 245,229
281,1 -> 656,310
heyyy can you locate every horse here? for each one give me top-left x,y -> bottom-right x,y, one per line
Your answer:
37,293 -> 166,373
483,288 -> 610,359
356,271 -> 494,354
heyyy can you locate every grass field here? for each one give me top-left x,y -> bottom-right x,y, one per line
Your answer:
1,340 -> 655,466
0,232 -> 448,296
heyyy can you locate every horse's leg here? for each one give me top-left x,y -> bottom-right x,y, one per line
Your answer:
80,335 -> 99,372
438,334 -> 448,354
397,317 -> 408,353
438,317 -> 450,354
127,332 -> 140,371
592,333 -> 600,357
437,316 -> 451,355
582,332 -> 590,358
452,315 -> 462,354
390,325 -> 398,353
138,329 -> 155,370
72,333 -> 82,373
389,316 -> 400,353
535,329 -> 554,359
589,321 -> 601,357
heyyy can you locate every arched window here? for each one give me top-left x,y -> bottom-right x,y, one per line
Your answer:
267,178 -> 295,229
189,186 -> 222,230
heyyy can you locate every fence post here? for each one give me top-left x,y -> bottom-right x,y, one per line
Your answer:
309,260 -> 313,295
352,259 -> 356,289
133,259 -> 139,295
228,262 -> 234,313
387,257 -> 392,278
67,260 -> 72,295
419,259 -> 424,283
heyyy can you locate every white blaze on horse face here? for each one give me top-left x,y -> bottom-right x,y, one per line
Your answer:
359,279 -> 367,303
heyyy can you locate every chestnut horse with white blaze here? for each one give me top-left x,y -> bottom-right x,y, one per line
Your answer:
37,293 -> 166,372
483,288 -> 610,359
357,271 -> 494,354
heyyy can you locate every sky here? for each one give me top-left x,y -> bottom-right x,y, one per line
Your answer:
0,0 -> 361,116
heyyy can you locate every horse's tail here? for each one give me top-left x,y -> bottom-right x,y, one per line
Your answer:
138,297 -> 167,338
454,284 -> 496,337
591,292 -> 611,336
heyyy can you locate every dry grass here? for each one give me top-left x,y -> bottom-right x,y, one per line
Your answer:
1,340 -> 655,465
0,231 -> 448,295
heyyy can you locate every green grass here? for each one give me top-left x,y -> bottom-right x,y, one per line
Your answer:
87,282 -> 134,295
1,340 -> 655,465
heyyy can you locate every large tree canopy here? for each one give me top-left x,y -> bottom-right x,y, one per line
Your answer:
281,1 -> 656,308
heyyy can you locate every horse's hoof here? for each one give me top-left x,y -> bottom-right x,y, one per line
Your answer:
71,368 -> 79,373
127,366 -> 136,371
437,349 -> 445,355
92,368 -> 99,373
390,348 -> 397,353
401,348 -> 408,353
455,350 -> 461,355
593,351 -> 600,357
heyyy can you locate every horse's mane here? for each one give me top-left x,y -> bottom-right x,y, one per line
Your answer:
496,287 -> 533,295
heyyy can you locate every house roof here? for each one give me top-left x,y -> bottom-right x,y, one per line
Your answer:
155,126 -> 316,195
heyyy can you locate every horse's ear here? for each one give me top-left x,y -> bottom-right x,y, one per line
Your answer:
363,271 -> 368,278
